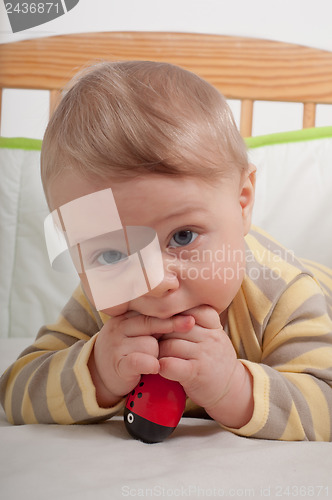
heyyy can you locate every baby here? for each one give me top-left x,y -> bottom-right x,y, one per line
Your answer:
1,61 -> 332,440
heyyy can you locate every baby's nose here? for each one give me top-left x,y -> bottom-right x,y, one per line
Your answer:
147,268 -> 179,298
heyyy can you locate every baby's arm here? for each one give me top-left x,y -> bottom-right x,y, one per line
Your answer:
0,284 -> 194,425
0,286 -> 118,424
225,274 -> 332,441
158,274 -> 332,441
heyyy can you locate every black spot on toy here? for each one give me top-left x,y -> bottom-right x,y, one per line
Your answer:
124,374 -> 186,443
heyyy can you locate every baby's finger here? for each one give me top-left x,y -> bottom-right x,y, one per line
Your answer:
118,352 -> 160,379
121,313 -> 194,338
183,305 -> 221,329
158,338 -> 197,360
125,335 -> 159,359
159,357 -> 193,384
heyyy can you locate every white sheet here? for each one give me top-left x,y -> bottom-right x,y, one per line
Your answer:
1,339 -> 332,500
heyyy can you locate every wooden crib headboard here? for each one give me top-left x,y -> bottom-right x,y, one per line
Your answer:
1,31 -> 332,136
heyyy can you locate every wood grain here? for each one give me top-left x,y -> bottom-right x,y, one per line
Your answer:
303,102 -> 317,128
1,31 -> 332,135
240,100 -> 254,137
1,31 -> 332,103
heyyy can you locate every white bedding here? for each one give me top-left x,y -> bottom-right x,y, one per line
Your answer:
1,338 -> 332,500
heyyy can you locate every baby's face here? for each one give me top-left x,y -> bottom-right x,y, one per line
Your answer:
48,169 -> 254,321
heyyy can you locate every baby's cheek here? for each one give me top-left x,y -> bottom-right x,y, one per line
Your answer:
79,273 -> 131,316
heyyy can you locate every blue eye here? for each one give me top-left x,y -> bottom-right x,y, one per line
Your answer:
169,230 -> 198,248
97,250 -> 128,265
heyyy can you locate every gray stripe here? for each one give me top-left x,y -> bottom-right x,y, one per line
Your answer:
94,311 -> 105,330
285,292 -> 330,325
32,327 -> 81,351
243,254 -> 287,339
296,264 -> 332,312
262,291 -> 332,367
81,286 -> 105,330
304,259 -> 332,281
314,378 -> 332,440
16,352 -> 55,424
252,368 -> 292,440
252,365 -> 314,440
237,339 -> 247,359
61,295 -> 99,338
60,340 -> 93,422
249,228 -> 311,274
248,309 -> 264,349
318,287 -> 332,315
262,334 -> 332,369
17,326 -> 84,360
17,345 -> 46,357
245,243 -> 288,303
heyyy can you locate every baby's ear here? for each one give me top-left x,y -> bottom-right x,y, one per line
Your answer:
239,163 -> 256,235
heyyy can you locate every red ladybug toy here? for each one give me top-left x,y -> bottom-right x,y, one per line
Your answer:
124,374 -> 186,443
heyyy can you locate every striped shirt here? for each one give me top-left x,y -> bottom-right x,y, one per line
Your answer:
1,226 -> 332,440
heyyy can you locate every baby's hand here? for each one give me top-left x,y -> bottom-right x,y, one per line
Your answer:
88,312 -> 194,408
158,305 -> 253,427
158,306 -> 236,407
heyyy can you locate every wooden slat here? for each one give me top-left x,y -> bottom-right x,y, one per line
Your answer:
49,89 -> 60,117
1,32 -> 332,104
240,99 -> 254,137
303,102 -> 316,128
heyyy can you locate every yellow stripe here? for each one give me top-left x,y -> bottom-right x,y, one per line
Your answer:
303,258 -> 332,281
73,336 -> 115,418
46,315 -> 91,342
280,401 -> 306,440
276,346 -> 332,373
284,373 -> 330,441
99,311 -> 110,325
227,309 -> 242,355
250,225 -> 284,247
72,285 -> 97,321
224,361 -> 270,437
229,288 -> 263,361
20,373 -> 38,424
242,276 -> 272,325
46,351 -> 75,424
263,274 -> 331,354
309,267 -> 332,291
34,332 -> 71,351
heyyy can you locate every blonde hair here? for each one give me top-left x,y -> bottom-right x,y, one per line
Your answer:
41,60 -> 248,191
